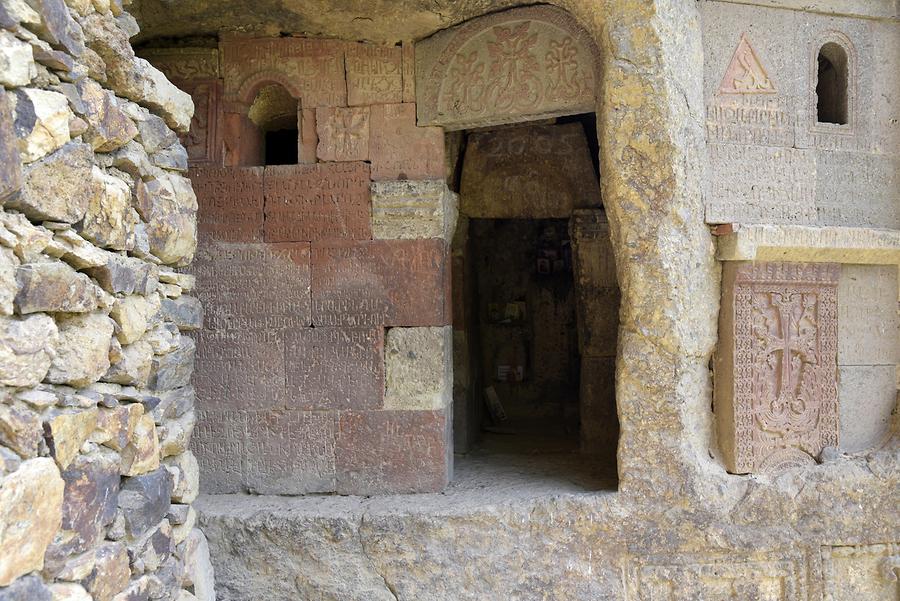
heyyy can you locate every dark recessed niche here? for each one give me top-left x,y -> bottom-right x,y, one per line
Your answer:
265,129 -> 299,166
816,42 -> 849,125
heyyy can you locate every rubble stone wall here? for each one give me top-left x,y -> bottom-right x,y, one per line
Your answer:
0,0 -> 213,599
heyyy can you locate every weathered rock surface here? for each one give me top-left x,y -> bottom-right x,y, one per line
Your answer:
119,412 -> 158,476
0,574 -> 52,601
11,88 -> 71,163
15,261 -> 103,314
134,173 -> 197,266
0,313 -> 58,386
46,311 -> 114,387
77,167 -> 136,251
0,403 -> 43,458
118,466 -> 172,539
384,326 -> 452,411
43,408 -> 99,469
0,30 -> 36,87
0,458 -> 65,586
81,542 -> 130,601
15,142 -> 92,222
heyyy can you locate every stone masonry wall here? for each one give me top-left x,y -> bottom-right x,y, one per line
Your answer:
0,1 -> 214,600
141,37 -> 457,495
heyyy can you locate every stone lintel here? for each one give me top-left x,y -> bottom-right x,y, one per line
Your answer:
715,224 -> 900,265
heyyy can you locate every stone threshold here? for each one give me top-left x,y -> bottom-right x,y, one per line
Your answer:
714,223 -> 900,264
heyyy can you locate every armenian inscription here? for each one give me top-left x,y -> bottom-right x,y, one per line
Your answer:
717,262 -> 839,473
284,328 -> 384,410
263,162 -> 372,242
346,44 -> 402,106
190,166 -> 263,242
191,409 -> 246,493
311,239 -> 447,327
416,5 -> 599,130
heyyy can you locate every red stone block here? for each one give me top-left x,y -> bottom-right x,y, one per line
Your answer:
401,42 -> 415,104
315,107 -> 370,162
190,241 -> 312,330
311,239 -> 448,327
221,36 -> 346,107
336,410 -> 450,494
192,329 -> 285,410
191,409 -> 246,493
263,162 -> 372,242
298,108 -> 317,164
369,103 -> 445,181
173,78 -> 222,165
244,410 -> 337,494
190,166 -> 263,242
345,43 -> 402,106
285,328 -> 384,410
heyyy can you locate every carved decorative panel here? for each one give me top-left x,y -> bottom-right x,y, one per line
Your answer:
626,551 -> 807,601
416,5 -> 600,130
717,262 -> 839,473
140,47 -> 220,80
175,78 -> 222,165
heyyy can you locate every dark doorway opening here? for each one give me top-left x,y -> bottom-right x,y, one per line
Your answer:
816,42 -> 849,125
264,129 -> 299,165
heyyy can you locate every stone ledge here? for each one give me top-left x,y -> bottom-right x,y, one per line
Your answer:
715,224 -> 900,265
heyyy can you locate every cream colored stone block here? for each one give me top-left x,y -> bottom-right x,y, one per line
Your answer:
371,180 -> 458,241
838,365 -> 895,453
384,326 -> 452,411
838,265 -> 899,366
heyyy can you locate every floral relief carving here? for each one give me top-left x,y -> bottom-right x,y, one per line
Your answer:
731,262 -> 839,472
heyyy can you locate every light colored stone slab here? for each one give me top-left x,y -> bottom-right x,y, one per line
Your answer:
415,5 -> 600,130
838,365 -> 895,454
715,224 -> 900,265
370,179 -> 457,241
384,326 -> 452,411
822,543 -> 900,601
700,0 -> 899,21
837,265 -> 898,366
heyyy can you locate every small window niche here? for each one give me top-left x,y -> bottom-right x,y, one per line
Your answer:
248,84 -> 299,165
815,41 -> 850,126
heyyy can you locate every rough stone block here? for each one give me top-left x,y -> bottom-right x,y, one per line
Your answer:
190,166 -> 263,242
0,404 -> 43,458
837,264 -> 898,366
0,314 -> 58,387
117,466 -> 173,540
346,43 -> 403,106
86,254 -> 158,296
336,409 -> 450,494
103,340 -> 153,387
23,0 -> 86,57
311,239 -> 447,327
15,142 -> 92,223
384,326 -> 452,411
284,328 -> 383,411
0,458 -> 64,586
91,403 -> 143,452
148,336 -> 195,391
134,172 -> 197,267
244,410 -> 337,495
11,88 -> 72,163
46,311 -> 115,388
369,103 -> 444,181
0,89 -> 22,204
77,168 -> 136,251
160,295 -> 203,331
119,413 -> 160,476
43,408 -> 99,470
315,107 -> 370,162
716,262 -> 840,473
370,179 -> 458,241
15,261 -> 102,314
0,575 -> 52,601
461,123 -> 600,218
49,582 -> 92,601
0,30 -> 36,87
162,450 -> 199,504
263,162 -> 372,242
415,5 -> 599,130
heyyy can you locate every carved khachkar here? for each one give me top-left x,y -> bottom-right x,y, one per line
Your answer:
415,5 -> 599,130
716,262 -> 839,473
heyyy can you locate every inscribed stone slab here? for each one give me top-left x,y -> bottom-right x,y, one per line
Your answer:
315,107 -> 370,162
460,123 -> 600,219
335,410 -> 450,495
311,239 -> 447,327
284,328 -> 384,411
221,36 -> 346,107
263,162 -> 372,242
837,264 -> 898,366
192,329 -> 285,410
345,43 -> 402,106
369,103 -> 444,181
174,78 -> 222,165
243,410 -> 336,495
190,241 -> 311,330
415,5 -> 599,130
815,152 -> 900,229
716,262 -> 840,473
191,409 -> 245,494
626,551 -> 807,600
190,166 -> 263,242
139,47 -> 220,80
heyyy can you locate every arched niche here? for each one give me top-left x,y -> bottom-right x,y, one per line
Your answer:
415,5 -> 601,131
810,30 -> 856,131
